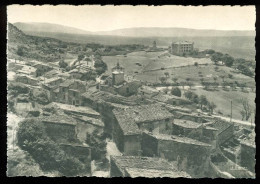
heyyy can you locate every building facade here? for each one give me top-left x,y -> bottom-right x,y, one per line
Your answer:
171,41 -> 194,55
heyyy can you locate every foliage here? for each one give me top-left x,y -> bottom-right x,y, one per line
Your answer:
239,98 -> 252,121
78,54 -> 85,61
164,72 -> 170,78
58,60 -> 68,68
17,46 -> 24,56
94,57 -> 108,75
208,102 -> 217,114
17,119 -> 85,176
222,54 -> 234,67
80,70 -> 97,81
199,95 -> 208,110
85,131 -> 106,161
194,62 -> 198,67
237,64 -> 254,77
171,87 -> 181,97
184,90 -> 199,104
159,76 -> 167,84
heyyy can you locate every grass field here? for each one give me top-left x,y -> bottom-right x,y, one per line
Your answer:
102,51 -> 254,88
189,88 -> 255,120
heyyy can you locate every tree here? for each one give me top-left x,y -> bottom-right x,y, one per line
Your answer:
194,62 -> 198,67
17,46 -> 24,56
187,82 -> 194,89
59,60 -> 68,69
208,102 -> 217,114
220,75 -> 225,82
239,98 -> 252,121
159,76 -> 167,84
211,52 -> 223,65
78,54 -> 85,61
228,74 -> 233,79
171,87 -> 181,97
180,82 -> 185,89
172,77 -> 178,84
184,90 -> 193,100
213,77 -> 217,83
164,72 -> 170,78
199,95 -> 208,110
222,54 -> 234,67
200,78 -> 204,84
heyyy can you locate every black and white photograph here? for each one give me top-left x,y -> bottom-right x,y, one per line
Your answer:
6,5 -> 256,178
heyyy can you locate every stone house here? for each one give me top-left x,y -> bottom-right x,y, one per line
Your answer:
138,86 -> 159,98
206,120 -> 234,146
59,142 -> 91,169
112,108 -> 142,156
15,75 -> 38,86
41,77 -> 63,102
141,132 -> 212,177
17,65 -> 37,77
152,92 -> 192,106
110,155 -> 190,178
38,114 -> 77,142
170,41 -> 194,55
112,104 -> 174,155
58,79 -> 86,105
33,63 -> 53,77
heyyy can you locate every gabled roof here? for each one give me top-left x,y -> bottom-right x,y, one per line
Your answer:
38,114 -> 77,126
114,104 -> 173,124
111,156 -> 174,171
113,108 -> 141,135
147,132 -> 211,147
173,119 -> 202,129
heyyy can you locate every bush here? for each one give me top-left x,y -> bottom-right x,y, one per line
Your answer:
17,119 -> 85,176
171,87 -> 181,97
58,60 -> 68,68
17,46 -> 24,56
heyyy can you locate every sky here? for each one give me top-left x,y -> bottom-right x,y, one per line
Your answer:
7,5 -> 255,32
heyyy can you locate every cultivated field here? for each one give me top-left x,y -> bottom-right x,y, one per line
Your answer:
190,88 -> 255,120
103,51 -> 254,88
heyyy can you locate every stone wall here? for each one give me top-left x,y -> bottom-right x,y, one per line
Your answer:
240,143 -> 255,172
218,125 -> 234,145
43,122 -> 76,142
157,139 -> 211,177
124,135 -> 142,156
110,158 -> 124,177
141,133 -> 158,157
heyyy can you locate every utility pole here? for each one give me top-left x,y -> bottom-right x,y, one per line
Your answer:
230,100 -> 233,126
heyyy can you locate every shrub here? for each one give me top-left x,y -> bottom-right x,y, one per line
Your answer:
171,87 -> 181,97
17,119 -> 85,176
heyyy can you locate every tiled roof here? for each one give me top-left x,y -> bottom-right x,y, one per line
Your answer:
173,41 -> 193,45
207,120 -> 233,135
173,119 -> 202,129
115,104 -> 174,124
148,132 -> 211,147
113,108 -> 141,135
111,156 -> 175,171
125,168 -> 191,178
152,92 -> 186,103
52,102 -> 100,117
59,79 -> 75,87
38,114 -> 77,126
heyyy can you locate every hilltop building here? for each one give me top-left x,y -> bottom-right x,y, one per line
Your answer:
170,41 -> 194,55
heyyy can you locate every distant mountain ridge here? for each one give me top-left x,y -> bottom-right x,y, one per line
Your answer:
13,22 -> 255,37
13,22 -> 93,35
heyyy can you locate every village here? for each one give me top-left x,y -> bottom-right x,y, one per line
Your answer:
7,34 -> 255,178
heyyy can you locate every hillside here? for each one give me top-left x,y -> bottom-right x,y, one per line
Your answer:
14,22 -> 255,37
96,27 -> 255,37
7,23 -> 80,62
23,31 -> 256,60
14,22 -> 93,35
